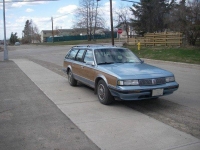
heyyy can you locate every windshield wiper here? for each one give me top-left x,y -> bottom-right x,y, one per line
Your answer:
97,62 -> 115,65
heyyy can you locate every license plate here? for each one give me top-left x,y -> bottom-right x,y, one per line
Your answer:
152,89 -> 163,96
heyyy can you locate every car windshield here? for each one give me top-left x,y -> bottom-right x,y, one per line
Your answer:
94,48 -> 141,65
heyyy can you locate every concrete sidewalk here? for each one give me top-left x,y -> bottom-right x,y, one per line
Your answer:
11,59 -> 200,150
1,59 -> 200,150
0,61 -> 100,150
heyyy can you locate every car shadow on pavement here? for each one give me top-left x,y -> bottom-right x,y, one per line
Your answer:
121,98 -> 200,139
65,78 -> 200,139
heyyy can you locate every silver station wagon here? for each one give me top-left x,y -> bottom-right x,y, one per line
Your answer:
63,45 -> 179,105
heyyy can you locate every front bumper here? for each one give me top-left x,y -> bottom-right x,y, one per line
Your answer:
109,82 -> 179,101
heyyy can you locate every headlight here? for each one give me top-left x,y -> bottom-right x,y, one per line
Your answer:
166,76 -> 175,82
118,80 -> 139,86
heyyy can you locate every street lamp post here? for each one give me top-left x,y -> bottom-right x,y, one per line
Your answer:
51,17 -> 54,43
3,0 -> 8,60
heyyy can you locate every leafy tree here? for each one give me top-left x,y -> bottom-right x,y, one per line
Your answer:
9,32 -> 19,45
130,0 -> 175,35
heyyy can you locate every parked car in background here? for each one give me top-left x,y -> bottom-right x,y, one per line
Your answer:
15,42 -> 20,46
63,45 -> 179,105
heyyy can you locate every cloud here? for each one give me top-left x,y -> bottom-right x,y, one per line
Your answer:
26,8 -> 33,12
11,2 -> 27,8
98,1 -> 118,29
0,1 -> 123,39
57,5 -> 77,14
0,0 -> 48,9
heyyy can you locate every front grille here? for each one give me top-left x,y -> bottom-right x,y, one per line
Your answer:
139,78 -> 166,86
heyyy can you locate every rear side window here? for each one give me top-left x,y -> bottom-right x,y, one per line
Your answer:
84,50 -> 94,62
66,49 -> 79,60
76,49 -> 85,62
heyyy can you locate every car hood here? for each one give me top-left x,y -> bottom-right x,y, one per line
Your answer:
97,63 -> 173,79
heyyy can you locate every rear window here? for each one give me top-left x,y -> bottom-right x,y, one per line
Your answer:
84,50 -> 94,62
76,49 -> 85,61
66,49 -> 79,60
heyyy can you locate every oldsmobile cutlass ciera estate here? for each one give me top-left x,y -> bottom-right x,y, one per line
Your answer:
63,45 -> 179,105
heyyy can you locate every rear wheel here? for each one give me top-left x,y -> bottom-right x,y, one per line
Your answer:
97,80 -> 114,105
68,70 -> 77,86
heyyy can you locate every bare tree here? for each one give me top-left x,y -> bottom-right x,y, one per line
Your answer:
22,20 -> 41,43
186,0 -> 200,45
115,6 -> 131,41
74,0 -> 105,41
168,0 -> 200,45
32,23 -> 41,43
54,26 -> 60,36
22,20 -> 32,44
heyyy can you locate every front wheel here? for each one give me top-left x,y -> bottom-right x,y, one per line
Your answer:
97,80 -> 114,105
68,70 -> 77,86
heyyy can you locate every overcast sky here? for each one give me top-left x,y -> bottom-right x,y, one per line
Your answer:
0,0 -> 137,40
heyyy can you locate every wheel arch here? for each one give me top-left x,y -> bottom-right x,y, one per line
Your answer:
94,75 -> 108,94
66,65 -> 72,75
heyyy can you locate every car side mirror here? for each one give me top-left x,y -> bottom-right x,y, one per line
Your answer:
86,61 -> 95,66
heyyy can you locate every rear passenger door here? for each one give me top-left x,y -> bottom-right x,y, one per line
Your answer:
80,50 -> 96,88
72,49 -> 86,81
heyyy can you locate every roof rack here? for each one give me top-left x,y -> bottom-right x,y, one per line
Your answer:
72,44 -> 118,48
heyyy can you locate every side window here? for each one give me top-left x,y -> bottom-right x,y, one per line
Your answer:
76,49 -> 85,62
84,50 -> 94,62
67,49 -> 79,60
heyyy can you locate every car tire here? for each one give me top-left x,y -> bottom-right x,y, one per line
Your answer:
68,70 -> 77,86
97,80 -> 114,105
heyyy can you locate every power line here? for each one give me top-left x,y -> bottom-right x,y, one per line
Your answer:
50,12 -> 74,43
0,0 -> 58,3
121,0 -> 140,4
53,12 -> 74,19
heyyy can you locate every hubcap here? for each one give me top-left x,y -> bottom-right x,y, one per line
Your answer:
98,84 -> 105,101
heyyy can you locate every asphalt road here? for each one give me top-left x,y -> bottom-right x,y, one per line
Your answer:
0,61 -> 100,150
1,44 -> 200,140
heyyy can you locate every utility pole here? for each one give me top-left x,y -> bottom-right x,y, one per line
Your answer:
110,0 -> 114,46
3,0 -> 8,60
97,0 -> 114,45
51,17 -> 54,43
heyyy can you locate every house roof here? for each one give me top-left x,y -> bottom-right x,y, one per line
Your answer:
41,27 -> 105,33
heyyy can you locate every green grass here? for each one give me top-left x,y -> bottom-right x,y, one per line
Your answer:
126,46 -> 200,65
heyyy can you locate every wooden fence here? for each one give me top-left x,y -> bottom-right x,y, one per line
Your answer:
128,32 -> 182,46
